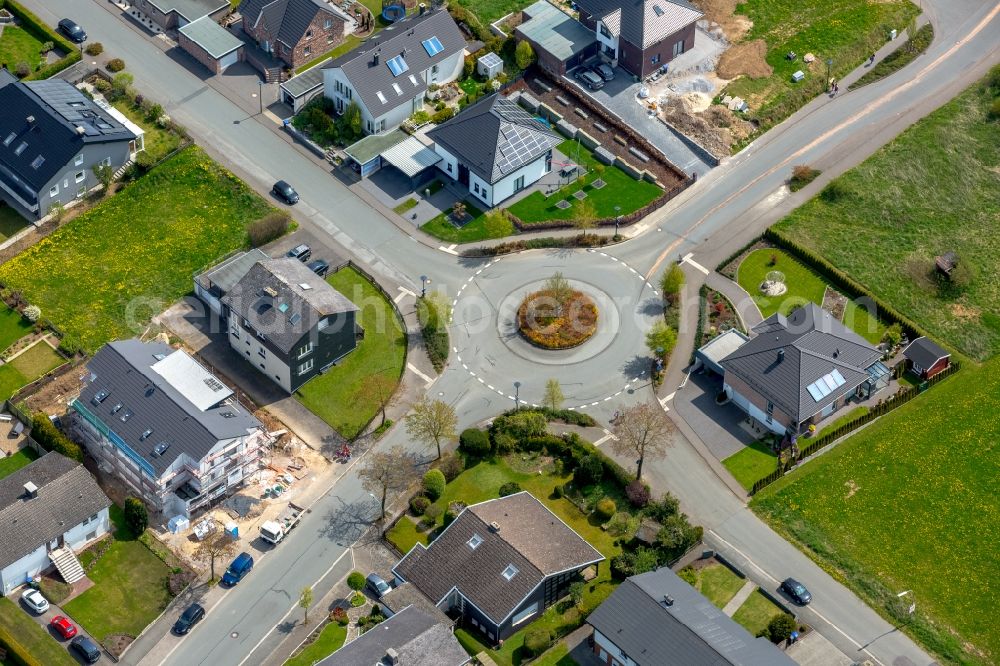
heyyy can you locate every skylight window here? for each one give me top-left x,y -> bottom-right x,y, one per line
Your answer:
140,428 -> 154,441
14,141 -> 27,156
3,132 -> 15,146
806,368 -> 847,401
408,74 -> 419,86
502,564 -> 519,581
30,155 -> 44,169
652,4 -> 664,16
467,534 -> 483,550
376,90 -> 387,104
422,36 -> 444,57
386,55 -> 409,76
110,403 -> 123,414
151,442 -> 170,457
120,408 -> 134,422
392,83 -> 403,96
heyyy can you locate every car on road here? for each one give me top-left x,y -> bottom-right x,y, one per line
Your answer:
21,588 -> 49,614
222,552 -> 254,587
272,180 -> 299,204
780,578 -> 812,605
50,615 -> 78,639
366,573 -> 391,598
58,19 -> 87,43
593,63 -> 615,81
70,636 -> 102,663
287,243 -> 311,262
306,258 -> 329,276
575,69 -> 604,90
172,603 -> 205,635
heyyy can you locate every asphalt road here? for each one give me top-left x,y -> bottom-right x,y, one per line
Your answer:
24,1 -> 1000,664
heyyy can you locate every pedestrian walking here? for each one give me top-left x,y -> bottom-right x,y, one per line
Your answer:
834,83 -> 839,94
869,52 -> 876,65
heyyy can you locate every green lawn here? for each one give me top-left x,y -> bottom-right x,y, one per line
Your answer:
736,248 -> 886,343
681,563 -> 746,609
296,266 -> 406,439
0,147 -> 273,354
112,100 -> 183,162
0,26 -> 46,75
0,307 -> 32,352
0,597 -> 76,666
752,360 -> 997,664
451,0 -> 534,24
731,590 -> 786,637
531,644 -> 577,666
508,141 -> 662,224
773,69 -> 1000,360
723,0 -> 919,145
0,447 -> 39,481
286,622 -> 347,666
0,204 -> 27,242
420,203 -> 502,243
393,198 -> 418,214
0,342 -> 65,400
63,507 -> 173,643
813,405 -> 868,439
722,440 -> 777,492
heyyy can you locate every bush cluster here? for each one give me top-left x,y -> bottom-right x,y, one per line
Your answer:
30,414 -> 82,462
459,428 -> 490,456
249,211 -> 292,247
498,481 -> 521,497
523,628 -> 553,656
573,453 -> 604,486
625,480 -> 651,507
437,452 -> 465,481
462,233 -> 611,257
347,571 -> 366,591
124,497 -> 149,535
410,495 -> 430,515
85,42 -> 104,56
106,58 -> 126,73
422,469 -> 446,500
595,498 -> 616,520
762,614 -> 797,643
417,294 -> 449,372
431,107 -> 454,124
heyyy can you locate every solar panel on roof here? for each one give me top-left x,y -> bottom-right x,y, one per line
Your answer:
422,36 -> 444,57
386,55 -> 409,76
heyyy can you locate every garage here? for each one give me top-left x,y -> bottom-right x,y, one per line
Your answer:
178,16 -> 243,75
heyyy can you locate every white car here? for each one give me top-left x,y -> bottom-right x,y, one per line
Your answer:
21,588 -> 49,614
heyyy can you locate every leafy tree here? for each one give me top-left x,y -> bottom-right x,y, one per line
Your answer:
572,199 -> 597,232
110,72 -> 134,101
22,305 -> 41,323
883,322 -> 903,347
660,264 -> 685,297
544,271 -> 573,303
459,428 -> 490,456
569,581 -> 584,607
542,378 -> 564,411
124,497 -> 148,535
344,101 -> 363,139
483,208 -> 514,237
515,40 -> 536,70
93,164 -> 114,195
406,399 -> 457,459
646,320 -> 678,358
347,571 -> 366,590
611,403 -> 673,481
498,481 -> 521,496
573,453 -> 604,486
359,374 -> 396,427
764,614 -> 797,643
422,469 -> 446,500
358,446 -> 416,520
299,587 -> 314,624
194,530 -> 236,581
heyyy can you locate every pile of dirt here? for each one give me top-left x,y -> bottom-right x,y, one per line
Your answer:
661,101 -> 754,157
717,39 -> 772,80
694,0 -> 752,42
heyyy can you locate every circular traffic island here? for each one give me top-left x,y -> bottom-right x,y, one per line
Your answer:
517,286 -> 598,350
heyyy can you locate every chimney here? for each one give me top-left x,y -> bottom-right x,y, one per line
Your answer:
23,481 -> 38,499
777,349 -> 785,362
75,125 -> 86,135
489,520 -> 500,533
26,115 -> 35,125
833,348 -> 839,358
419,2 -> 426,13
662,594 -> 674,606
373,52 -> 380,65
385,648 -> 400,665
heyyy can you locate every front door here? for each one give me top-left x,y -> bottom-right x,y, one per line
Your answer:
47,535 -> 63,552
458,163 -> 470,186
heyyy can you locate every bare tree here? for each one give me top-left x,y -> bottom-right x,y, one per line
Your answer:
610,403 -> 674,481
405,398 -> 457,460
360,374 -> 396,427
358,445 -> 417,520
543,378 -> 564,411
194,531 -> 237,581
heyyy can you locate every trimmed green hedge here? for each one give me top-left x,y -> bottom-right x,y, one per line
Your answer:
30,413 -> 83,462
0,625 -> 44,666
417,295 -> 449,373
0,0 -> 81,80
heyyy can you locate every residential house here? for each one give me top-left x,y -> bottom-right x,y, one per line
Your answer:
429,93 -> 561,207
221,258 -> 359,393
71,339 -> 270,518
322,8 -> 465,135
194,248 -> 270,318
378,582 -> 452,623
575,0 -> 702,78
317,605 -> 469,666
515,0 -> 598,77
0,71 -> 137,220
239,0 -> 348,72
393,492 -> 605,642
0,453 -> 112,595
587,567 -> 796,666
719,303 -> 890,436
133,0 -> 229,30
902,336 -> 951,379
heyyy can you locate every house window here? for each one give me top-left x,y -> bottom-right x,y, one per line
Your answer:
258,347 -> 266,358
446,162 -> 453,173
502,564 -> 519,580
766,401 -> 774,414
511,602 -> 539,626
304,46 -> 311,56
231,325 -> 240,339
328,35 -> 334,44
306,30 -> 313,38
473,182 -> 479,194
672,39 -> 685,57
75,154 -> 84,166
467,533 -> 483,549
2,132 -> 14,146
324,19 -> 332,28
298,342 -> 313,358
86,531 -> 97,541
513,175 -> 525,192
298,358 -> 314,375
599,24 -> 610,38
77,184 -> 86,197
49,184 -> 59,197
75,171 -> 85,183
651,54 -> 661,65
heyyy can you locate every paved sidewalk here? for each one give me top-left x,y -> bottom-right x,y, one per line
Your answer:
706,271 -> 764,330
722,580 -> 757,616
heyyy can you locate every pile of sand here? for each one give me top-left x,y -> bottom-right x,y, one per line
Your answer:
717,39 -> 772,80
693,0 -> 752,42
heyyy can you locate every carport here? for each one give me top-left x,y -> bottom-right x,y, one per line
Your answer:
379,135 -> 442,184
695,329 -> 749,375
344,129 -> 410,178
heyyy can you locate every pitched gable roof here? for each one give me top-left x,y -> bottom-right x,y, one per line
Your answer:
720,303 -> 882,423
902,336 -> 950,369
428,94 -> 561,184
0,453 -> 112,569
323,9 -> 465,118
317,606 -> 469,666
240,0 -> 347,47
393,492 -> 603,625
577,0 -> 702,49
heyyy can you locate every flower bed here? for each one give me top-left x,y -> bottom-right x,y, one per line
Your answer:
517,289 -> 597,349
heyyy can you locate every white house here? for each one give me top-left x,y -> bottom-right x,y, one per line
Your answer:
428,94 -> 561,207
0,452 -> 112,594
322,8 -> 465,135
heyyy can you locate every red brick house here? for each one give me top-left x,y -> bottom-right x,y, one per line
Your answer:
239,0 -> 348,71
574,0 -> 702,79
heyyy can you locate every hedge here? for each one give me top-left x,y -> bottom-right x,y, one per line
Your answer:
417,295 -> 449,372
0,0 -> 82,81
30,413 -> 83,462
0,625 -> 44,666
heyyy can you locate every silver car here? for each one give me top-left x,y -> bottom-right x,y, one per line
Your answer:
576,69 -> 604,90
594,63 -> 615,81
21,588 -> 49,614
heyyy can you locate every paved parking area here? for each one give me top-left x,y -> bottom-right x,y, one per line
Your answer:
672,370 -> 757,460
15,587 -> 104,664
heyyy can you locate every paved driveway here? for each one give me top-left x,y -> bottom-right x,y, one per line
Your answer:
15,587 -> 105,664
672,370 -> 757,460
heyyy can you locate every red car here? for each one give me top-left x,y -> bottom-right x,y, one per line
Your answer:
50,615 -> 78,639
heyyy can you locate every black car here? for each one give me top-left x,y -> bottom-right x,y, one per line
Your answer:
70,636 -> 101,664
272,180 -> 299,204
58,19 -> 87,43
307,259 -> 329,276
780,578 -> 812,605
172,603 -> 205,635
287,243 -> 311,261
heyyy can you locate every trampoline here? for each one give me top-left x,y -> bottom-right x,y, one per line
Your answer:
382,0 -> 406,22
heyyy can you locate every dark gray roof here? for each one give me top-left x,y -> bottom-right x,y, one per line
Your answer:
221,258 -> 358,354
77,339 -> 263,478
0,453 -> 112,569
317,605 -> 469,666
324,9 -> 465,119
240,0 -> 345,49
281,64 -> 325,98
575,0 -> 702,49
379,582 -> 452,624
195,249 -> 270,294
147,0 -> 229,21
588,568 -> 797,666
902,336 -> 950,368
428,94 -> 561,184
720,303 -> 881,424
0,77 -> 134,197
394,492 -> 603,625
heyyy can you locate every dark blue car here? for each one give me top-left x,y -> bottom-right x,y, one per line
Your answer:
221,552 -> 254,587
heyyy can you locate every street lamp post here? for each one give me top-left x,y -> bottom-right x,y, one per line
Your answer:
419,275 -> 429,298
897,590 -> 916,616
614,205 -> 621,238
513,381 -> 521,410
258,80 -> 264,114
826,58 -> 833,90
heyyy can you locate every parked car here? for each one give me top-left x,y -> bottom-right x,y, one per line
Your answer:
21,588 -> 49,614
366,573 -> 391,598
222,552 -> 254,587
575,69 -> 604,90
287,244 -> 311,262
58,19 -> 87,43
306,259 -> 330,276
172,603 -> 205,635
272,180 -> 299,204
593,63 -> 615,81
50,615 -> 78,639
780,578 -> 812,605
70,636 -> 102,663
